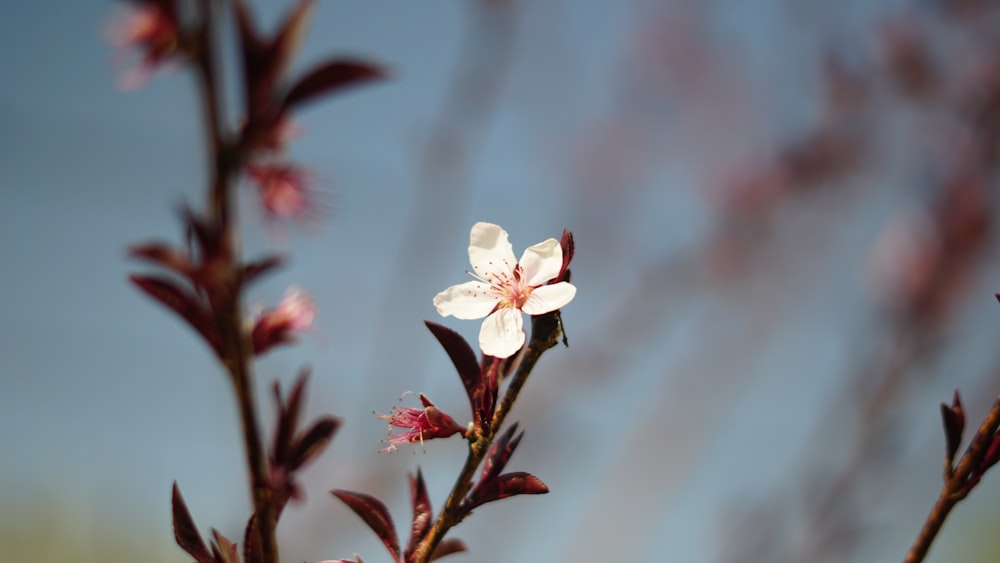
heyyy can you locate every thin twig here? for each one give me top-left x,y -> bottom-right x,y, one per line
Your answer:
904,395 -> 1000,563
413,313 -> 563,562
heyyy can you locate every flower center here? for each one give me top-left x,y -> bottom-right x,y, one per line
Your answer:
493,264 -> 532,309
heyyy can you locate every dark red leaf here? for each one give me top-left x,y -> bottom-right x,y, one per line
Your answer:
128,242 -> 192,278
332,490 -> 400,562
980,431 -> 1000,474
425,321 -> 481,417
289,416 -> 341,470
243,513 -> 262,563
130,275 -> 221,355
273,368 -> 310,465
243,255 -> 286,287
940,390 -> 965,466
172,482 -> 213,563
271,0 -> 316,85
429,538 -> 468,561
404,469 -> 433,561
178,204 -> 217,260
557,229 -> 574,282
465,472 -> 549,511
479,423 -> 523,484
283,59 -> 386,111
211,529 -> 240,563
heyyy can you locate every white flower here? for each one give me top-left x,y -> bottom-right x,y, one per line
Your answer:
433,222 -> 577,358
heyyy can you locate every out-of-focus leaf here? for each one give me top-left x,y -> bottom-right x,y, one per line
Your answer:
332,490 -> 400,562
290,416 -> 340,470
283,59 -> 385,111
128,242 -> 192,278
243,255 -> 286,287
211,529 -> 240,563
271,0 -> 316,87
940,390 -> 965,467
429,538 -> 468,561
172,483 -> 213,563
243,513 -> 262,563
130,274 -> 221,355
273,368 -> 310,465
178,204 -> 217,260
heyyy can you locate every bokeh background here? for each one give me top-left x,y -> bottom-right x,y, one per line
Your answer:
5,0 -> 1000,561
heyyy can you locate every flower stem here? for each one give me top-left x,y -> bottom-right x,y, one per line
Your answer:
414,312 -> 563,562
904,394 -> 1000,563
192,2 -> 279,562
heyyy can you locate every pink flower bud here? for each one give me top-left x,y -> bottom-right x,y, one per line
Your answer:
251,288 -> 316,355
377,394 -> 466,452
245,163 -> 317,221
107,0 -> 182,90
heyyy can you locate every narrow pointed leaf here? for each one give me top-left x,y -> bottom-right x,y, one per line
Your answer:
557,229 -> 574,282
211,529 -> 241,563
271,0 -> 317,86
130,275 -> 221,355
480,424 -> 523,484
243,255 -> 286,287
425,321 -> 481,413
172,483 -> 213,563
243,513 -> 262,563
429,538 -> 468,561
273,368 -> 310,465
178,204 -> 217,260
283,59 -> 385,111
332,490 -> 400,562
289,416 -> 341,470
404,469 -> 433,560
128,242 -> 192,278
466,472 -> 549,510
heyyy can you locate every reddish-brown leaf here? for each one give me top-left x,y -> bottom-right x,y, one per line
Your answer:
283,59 -> 385,111
466,472 -> 549,510
130,274 -> 221,355
128,242 -> 192,278
479,423 -> 523,484
172,483 -> 213,563
211,529 -> 240,563
404,469 -> 433,561
429,538 -> 468,561
273,368 -> 310,465
243,513 -> 262,563
557,229 -> 574,282
425,321 -> 481,417
289,416 -> 340,470
243,255 -> 285,287
940,390 -> 965,466
332,490 -> 400,562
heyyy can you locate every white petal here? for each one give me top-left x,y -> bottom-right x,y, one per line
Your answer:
479,308 -> 525,358
433,281 -> 500,320
521,282 -> 576,315
519,237 -> 563,286
468,222 -> 517,278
